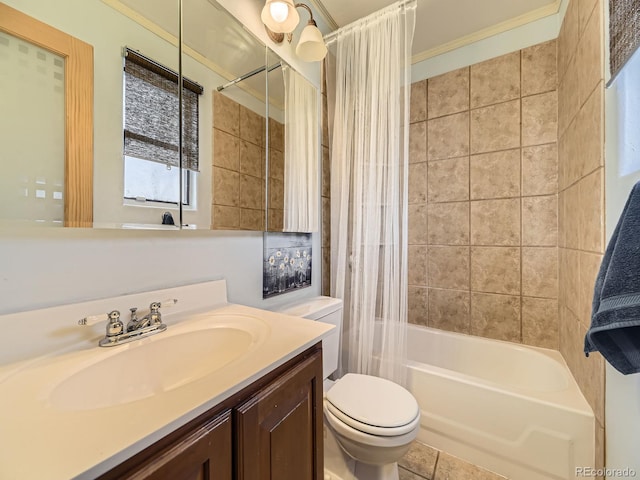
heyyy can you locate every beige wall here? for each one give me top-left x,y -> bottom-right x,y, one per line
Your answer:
557,0 -> 606,470
408,40 -> 559,349
211,91 -> 284,231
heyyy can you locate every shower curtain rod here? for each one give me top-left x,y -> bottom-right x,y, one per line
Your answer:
323,0 -> 416,46
216,62 -> 282,92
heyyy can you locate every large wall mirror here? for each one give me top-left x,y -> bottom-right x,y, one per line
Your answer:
266,48 -> 286,232
0,0 -> 318,231
182,0 -> 277,231
0,0 -> 181,229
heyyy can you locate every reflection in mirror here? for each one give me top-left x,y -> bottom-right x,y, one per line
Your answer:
103,0 -> 182,229
267,48 -> 286,232
0,3 -> 93,228
111,0 -> 281,230
1,29 -> 64,226
128,0 -> 279,230
182,0 -> 315,232
267,48 -> 320,233
0,0 -> 181,229
281,63 -> 319,232
209,57 -> 269,230
1,0 -> 319,231
181,0 -> 273,230
122,47 -> 203,228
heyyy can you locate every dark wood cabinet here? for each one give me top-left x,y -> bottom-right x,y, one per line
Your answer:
98,343 -> 323,480
124,411 -> 232,480
236,349 -> 324,480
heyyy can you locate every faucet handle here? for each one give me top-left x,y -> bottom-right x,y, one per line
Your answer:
148,299 -> 178,313
105,310 -> 124,337
78,313 -> 109,326
159,298 -> 178,308
146,299 -> 176,326
78,310 -> 123,334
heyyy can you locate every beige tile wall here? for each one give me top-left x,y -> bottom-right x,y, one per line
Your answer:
557,0 -> 606,470
267,118 -> 285,231
319,0 -> 603,468
409,40 -> 559,349
211,91 -> 284,231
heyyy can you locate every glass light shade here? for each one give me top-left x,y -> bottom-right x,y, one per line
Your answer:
295,23 -> 327,62
261,0 -> 299,34
270,2 -> 289,22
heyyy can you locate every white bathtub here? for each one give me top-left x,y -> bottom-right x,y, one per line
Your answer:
406,325 -> 594,480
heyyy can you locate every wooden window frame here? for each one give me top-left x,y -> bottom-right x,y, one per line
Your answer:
0,2 -> 93,227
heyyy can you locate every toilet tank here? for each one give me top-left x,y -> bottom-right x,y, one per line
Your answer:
279,296 -> 342,380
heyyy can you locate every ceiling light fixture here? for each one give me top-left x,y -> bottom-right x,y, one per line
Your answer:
261,0 -> 327,62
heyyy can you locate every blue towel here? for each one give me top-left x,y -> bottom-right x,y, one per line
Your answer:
585,181 -> 640,374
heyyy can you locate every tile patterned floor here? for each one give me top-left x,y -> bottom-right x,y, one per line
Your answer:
398,441 -> 508,480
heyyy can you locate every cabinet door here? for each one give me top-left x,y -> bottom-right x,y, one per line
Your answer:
236,349 -> 323,480
125,410 -> 232,480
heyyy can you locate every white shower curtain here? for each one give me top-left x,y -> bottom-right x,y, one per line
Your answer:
326,0 -> 416,385
283,66 -> 319,232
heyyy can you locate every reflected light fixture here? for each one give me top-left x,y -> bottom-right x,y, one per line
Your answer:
261,0 -> 328,62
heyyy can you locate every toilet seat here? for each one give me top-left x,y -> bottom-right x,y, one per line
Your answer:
325,401 -> 420,437
324,373 -> 420,437
324,404 -> 420,448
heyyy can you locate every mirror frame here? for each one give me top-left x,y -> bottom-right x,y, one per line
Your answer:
0,3 -> 94,227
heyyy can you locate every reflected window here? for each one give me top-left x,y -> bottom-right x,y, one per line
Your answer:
616,48 -> 640,176
124,156 -> 190,205
122,48 -> 202,205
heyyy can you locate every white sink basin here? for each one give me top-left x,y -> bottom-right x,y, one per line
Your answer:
0,282 -> 335,480
46,313 -> 270,411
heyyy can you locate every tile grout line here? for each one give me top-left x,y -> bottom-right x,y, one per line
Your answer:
519,47 -> 524,344
432,450 -> 441,480
467,65 -> 472,335
424,79 -> 430,328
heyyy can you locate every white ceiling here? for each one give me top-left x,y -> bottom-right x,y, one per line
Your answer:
313,0 -> 560,60
114,0 -> 562,107
120,0 -> 561,70
119,0 -> 282,106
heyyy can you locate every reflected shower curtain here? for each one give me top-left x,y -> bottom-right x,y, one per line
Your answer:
283,66 -> 319,232
326,0 -> 416,385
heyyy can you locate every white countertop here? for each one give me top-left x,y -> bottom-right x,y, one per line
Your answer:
0,301 -> 333,479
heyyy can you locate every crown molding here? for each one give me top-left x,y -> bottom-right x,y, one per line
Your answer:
306,0 -> 339,31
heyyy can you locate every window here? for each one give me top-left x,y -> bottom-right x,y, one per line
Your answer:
123,156 -> 189,204
123,48 -> 202,205
615,48 -> 640,176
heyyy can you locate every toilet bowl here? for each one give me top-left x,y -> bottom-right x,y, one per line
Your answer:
279,297 -> 420,480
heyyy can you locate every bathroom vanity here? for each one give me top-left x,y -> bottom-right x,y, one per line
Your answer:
99,343 -> 323,480
0,280 -> 332,479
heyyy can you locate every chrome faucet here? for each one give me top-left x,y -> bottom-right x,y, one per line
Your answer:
126,307 -> 140,332
79,299 -> 177,347
128,301 -> 165,331
106,310 -> 124,339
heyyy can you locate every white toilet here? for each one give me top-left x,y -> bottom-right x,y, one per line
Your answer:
280,296 -> 420,480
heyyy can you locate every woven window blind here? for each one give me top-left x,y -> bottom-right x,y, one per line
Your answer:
123,48 -> 203,171
609,0 -> 640,82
